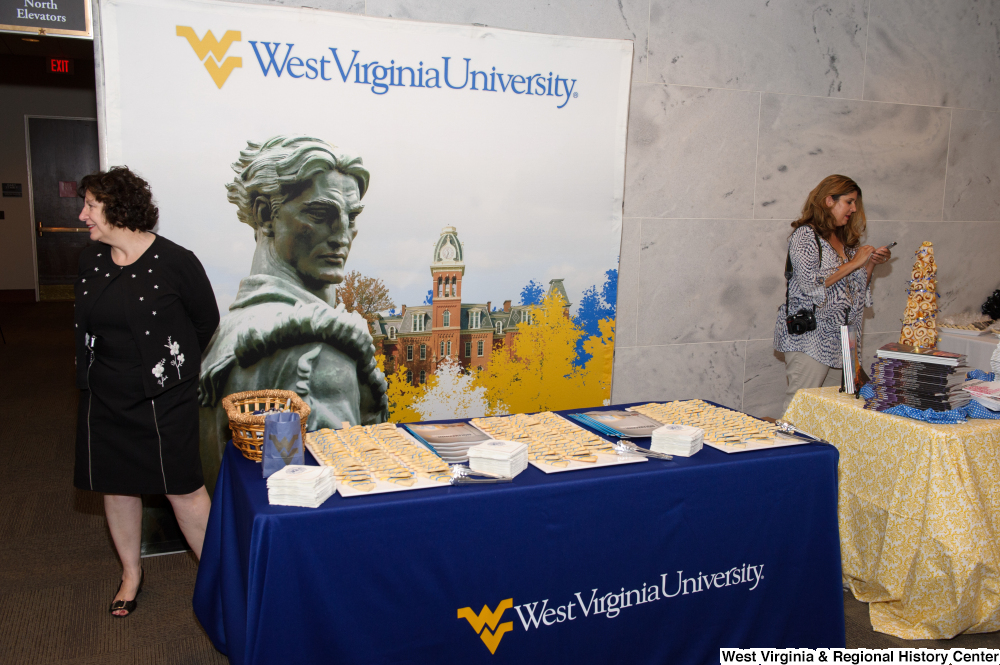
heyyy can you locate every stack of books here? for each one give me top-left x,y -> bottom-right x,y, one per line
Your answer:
876,343 -> 966,365
865,343 -> 970,411
402,423 -> 490,464
650,424 -> 704,457
267,465 -> 336,507
467,440 -> 529,478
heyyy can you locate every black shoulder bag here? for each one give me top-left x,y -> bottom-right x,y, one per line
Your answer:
784,229 -> 822,335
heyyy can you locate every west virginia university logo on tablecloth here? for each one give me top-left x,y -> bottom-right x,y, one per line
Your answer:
458,598 -> 514,654
176,26 -> 242,88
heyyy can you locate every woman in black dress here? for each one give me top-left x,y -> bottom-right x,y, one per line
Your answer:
74,167 -> 220,616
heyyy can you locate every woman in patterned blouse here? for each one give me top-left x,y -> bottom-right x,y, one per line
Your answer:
773,175 -> 892,415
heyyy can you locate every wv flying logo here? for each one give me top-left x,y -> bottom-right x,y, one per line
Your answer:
176,26 -> 242,88
457,598 -> 514,654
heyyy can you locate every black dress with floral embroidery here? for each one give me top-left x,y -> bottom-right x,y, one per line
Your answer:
73,235 -> 219,495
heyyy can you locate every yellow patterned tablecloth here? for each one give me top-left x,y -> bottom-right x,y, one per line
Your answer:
784,387 -> 1000,639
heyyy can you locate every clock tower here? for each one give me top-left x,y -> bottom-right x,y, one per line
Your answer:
430,226 -> 464,366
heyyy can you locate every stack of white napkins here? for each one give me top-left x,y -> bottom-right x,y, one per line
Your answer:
467,440 -> 529,478
650,424 -> 704,457
267,465 -> 336,507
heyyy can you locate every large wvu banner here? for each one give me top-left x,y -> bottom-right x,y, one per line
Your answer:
96,0 -> 631,437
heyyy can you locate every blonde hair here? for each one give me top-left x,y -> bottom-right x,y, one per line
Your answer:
790,174 -> 866,247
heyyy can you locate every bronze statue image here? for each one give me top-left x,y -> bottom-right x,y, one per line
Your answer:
199,135 -> 388,489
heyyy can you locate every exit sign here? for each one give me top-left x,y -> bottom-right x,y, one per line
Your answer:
49,58 -> 74,74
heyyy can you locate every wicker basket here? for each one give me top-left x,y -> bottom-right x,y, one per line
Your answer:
222,389 -> 310,462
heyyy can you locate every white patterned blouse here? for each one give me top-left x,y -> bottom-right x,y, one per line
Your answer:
773,225 -> 872,368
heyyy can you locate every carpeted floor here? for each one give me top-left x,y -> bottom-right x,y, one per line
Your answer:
1,301 -> 997,663
0,302 -> 226,665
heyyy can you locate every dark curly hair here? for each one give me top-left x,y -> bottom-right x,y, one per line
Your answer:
78,166 -> 159,232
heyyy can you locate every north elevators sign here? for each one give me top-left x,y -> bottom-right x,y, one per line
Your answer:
0,0 -> 91,38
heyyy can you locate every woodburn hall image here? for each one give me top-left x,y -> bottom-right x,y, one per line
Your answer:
371,226 -> 570,385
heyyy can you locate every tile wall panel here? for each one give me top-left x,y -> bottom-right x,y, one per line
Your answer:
860,331 -> 901,370
863,221 -> 1000,333
611,341 -> 747,409
615,218 -> 641,348
944,109 -> 1000,222
635,219 -> 790,345
864,0 -> 1000,111
624,85 -> 759,219
364,0 -> 649,79
646,0 -> 867,97
742,339 -> 844,420
756,95 -> 951,221
742,339 -> 787,419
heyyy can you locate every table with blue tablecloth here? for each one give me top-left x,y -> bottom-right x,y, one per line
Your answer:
193,403 -> 846,665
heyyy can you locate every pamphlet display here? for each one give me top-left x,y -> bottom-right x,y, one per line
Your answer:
627,400 -> 812,454
470,412 -> 646,473
287,399 -> 825,499
305,424 -> 453,497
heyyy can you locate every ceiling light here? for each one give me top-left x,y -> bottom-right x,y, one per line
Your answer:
22,38 -> 40,42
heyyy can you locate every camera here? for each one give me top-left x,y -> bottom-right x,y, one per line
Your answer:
786,307 -> 817,335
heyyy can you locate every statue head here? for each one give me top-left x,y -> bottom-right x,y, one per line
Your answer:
227,136 -> 370,290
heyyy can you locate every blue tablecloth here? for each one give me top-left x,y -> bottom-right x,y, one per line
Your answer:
193,404 -> 845,664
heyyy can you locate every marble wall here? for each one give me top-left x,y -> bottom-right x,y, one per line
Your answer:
243,0 -> 1000,417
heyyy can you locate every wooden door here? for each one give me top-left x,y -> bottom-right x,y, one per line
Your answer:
27,117 -> 99,301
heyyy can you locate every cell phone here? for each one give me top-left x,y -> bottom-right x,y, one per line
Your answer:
866,242 -> 895,268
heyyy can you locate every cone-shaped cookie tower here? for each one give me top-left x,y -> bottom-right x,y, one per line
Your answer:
899,241 -> 938,350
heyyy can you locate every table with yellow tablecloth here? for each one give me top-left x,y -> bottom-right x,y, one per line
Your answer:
784,386 -> 1000,640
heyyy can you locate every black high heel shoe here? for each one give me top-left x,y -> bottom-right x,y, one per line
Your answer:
109,569 -> 144,617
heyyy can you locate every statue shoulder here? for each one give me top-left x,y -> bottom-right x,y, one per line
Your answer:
198,297 -> 387,422
223,340 -> 354,396
221,342 -> 384,430
233,300 -> 374,369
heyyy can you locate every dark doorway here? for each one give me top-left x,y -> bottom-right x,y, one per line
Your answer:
26,118 -> 190,554
27,116 -> 98,301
